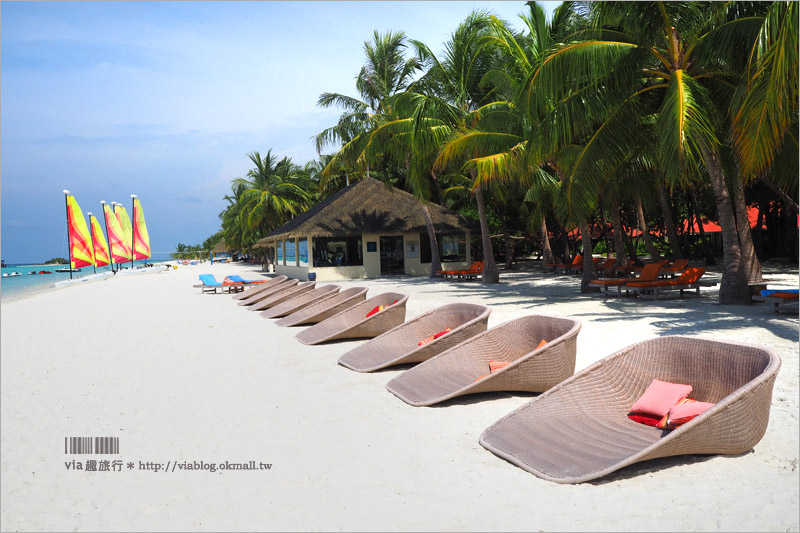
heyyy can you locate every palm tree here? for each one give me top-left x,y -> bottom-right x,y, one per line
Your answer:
235,150 -> 313,238
316,30 -> 461,277
521,1 -> 791,303
407,11 -> 511,284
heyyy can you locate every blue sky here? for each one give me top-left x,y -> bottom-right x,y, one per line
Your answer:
1,1 -> 559,264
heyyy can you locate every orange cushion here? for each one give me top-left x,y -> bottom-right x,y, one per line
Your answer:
535,339 -> 547,350
769,292 -> 800,299
629,379 -> 692,417
488,360 -> 511,373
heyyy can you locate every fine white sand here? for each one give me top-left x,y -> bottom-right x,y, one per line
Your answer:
1,261 -> 798,532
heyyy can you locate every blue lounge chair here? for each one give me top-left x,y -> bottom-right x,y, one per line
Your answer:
197,274 -> 244,294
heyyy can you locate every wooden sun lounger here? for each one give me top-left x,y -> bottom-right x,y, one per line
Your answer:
751,290 -> 799,313
589,262 -> 665,297
626,267 -> 708,300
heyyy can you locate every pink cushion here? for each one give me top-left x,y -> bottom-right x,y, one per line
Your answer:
629,379 -> 693,417
667,400 -> 714,427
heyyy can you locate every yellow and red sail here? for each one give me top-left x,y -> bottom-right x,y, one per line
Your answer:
103,203 -> 131,263
65,194 -> 95,268
89,214 -> 110,267
132,198 -> 151,260
114,205 -> 134,261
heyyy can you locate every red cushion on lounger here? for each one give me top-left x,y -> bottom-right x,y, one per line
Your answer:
418,328 -> 451,346
629,379 -> 693,417
366,304 -> 384,318
627,413 -> 662,427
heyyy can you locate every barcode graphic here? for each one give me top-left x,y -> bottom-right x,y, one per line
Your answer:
64,437 -> 119,454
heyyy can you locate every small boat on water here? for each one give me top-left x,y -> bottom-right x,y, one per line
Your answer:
2,272 -> 22,278
54,267 -> 80,273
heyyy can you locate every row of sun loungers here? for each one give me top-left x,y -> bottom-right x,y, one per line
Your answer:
436,260 -> 483,280
195,272 -> 781,484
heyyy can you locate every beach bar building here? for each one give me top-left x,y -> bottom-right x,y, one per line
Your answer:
256,178 -> 474,281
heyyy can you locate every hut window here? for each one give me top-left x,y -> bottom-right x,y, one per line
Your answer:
298,238 -> 309,268
313,236 -> 363,267
420,232 -> 466,263
285,239 -> 297,266
276,241 -> 283,265
440,234 -> 466,262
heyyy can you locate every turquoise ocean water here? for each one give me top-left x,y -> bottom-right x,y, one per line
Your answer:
1,261 -> 157,301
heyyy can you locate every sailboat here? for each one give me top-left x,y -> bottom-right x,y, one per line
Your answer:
54,191 -> 113,288
119,195 -> 168,276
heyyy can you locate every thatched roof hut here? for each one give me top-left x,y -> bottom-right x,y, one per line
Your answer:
256,177 -> 473,245
211,239 -> 232,254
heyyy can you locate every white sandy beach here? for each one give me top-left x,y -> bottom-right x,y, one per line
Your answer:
1,261 -> 798,532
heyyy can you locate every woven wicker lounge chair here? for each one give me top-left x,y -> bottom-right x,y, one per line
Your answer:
625,267 -> 707,300
236,278 -> 297,306
248,281 -> 316,311
386,314 -> 581,406
295,292 -> 408,345
232,275 -> 288,300
589,262 -> 665,296
274,287 -> 369,327
480,335 -> 781,484
338,303 -> 492,372
259,285 -> 340,319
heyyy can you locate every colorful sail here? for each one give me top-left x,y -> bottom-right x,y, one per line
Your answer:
65,194 -> 95,268
89,214 -> 110,267
114,205 -> 134,260
103,203 -> 131,262
132,197 -> 151,260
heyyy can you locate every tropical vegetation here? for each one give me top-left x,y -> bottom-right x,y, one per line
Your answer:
207,1 -> 797,305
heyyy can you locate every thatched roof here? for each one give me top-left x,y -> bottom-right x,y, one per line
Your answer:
211,239 -> 232,254
256,178 -> 474,246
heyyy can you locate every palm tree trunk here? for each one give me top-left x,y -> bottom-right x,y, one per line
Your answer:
579,219 -> 598,292
688,188 -> 716,265
474,185 -> 499,284
610,198 -> 628,266
700,144 -> 750,304
539,217 -> 555,268
732,176 -> 764,283
636,197 -> 662,260
420,202 -> 443,277
657,183 -> 684,258
499,205 -> 513,269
